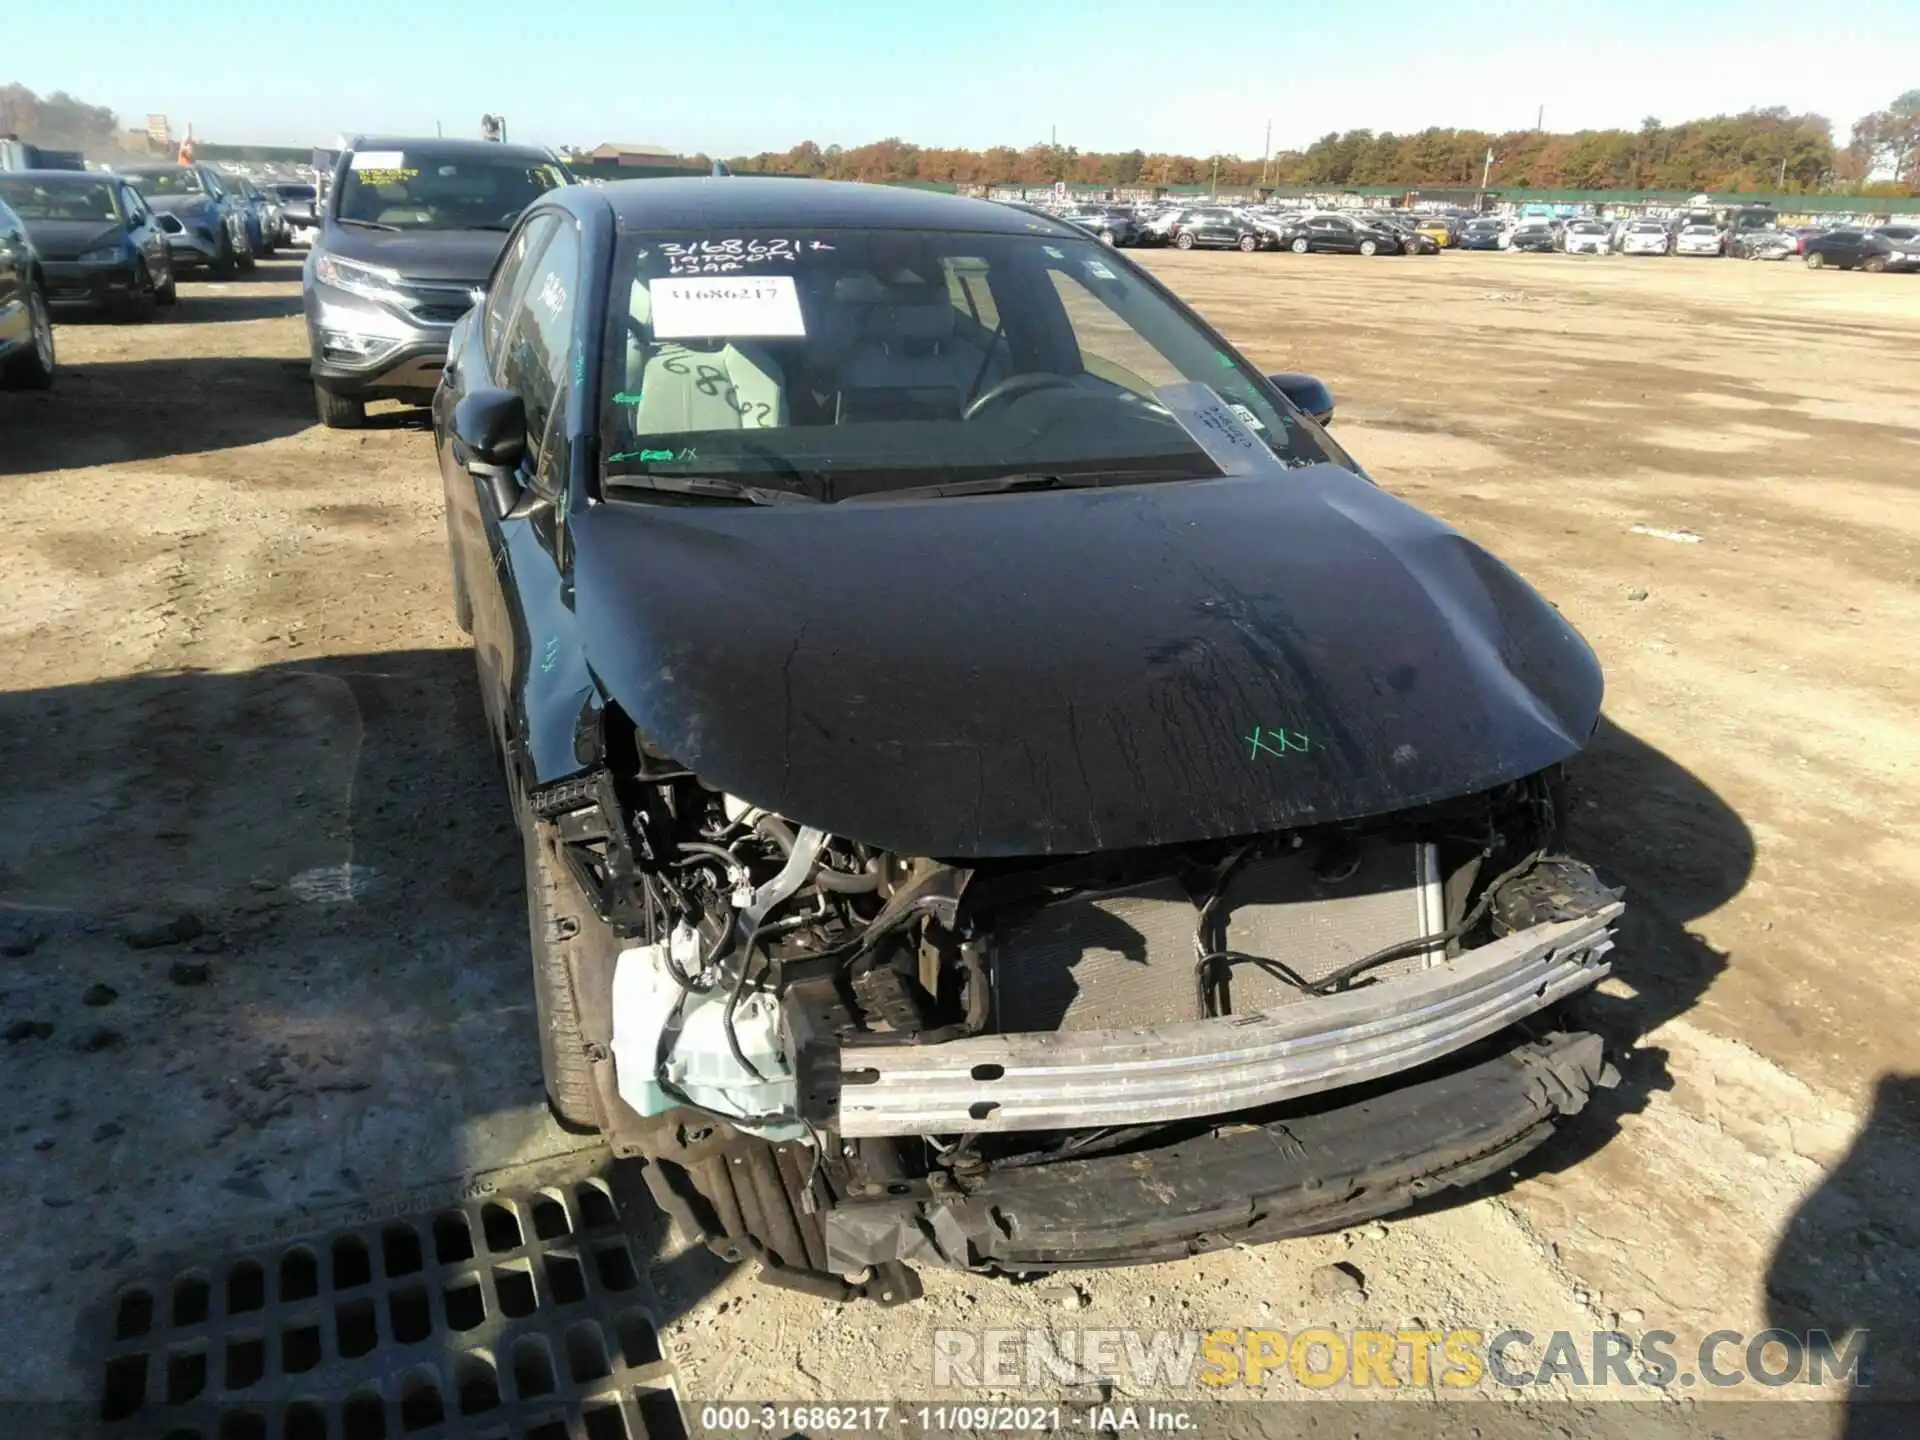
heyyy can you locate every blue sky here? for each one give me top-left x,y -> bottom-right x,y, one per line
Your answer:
12,2 -> 1918,155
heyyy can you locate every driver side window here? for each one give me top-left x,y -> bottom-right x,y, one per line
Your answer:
497,219 -> 580,468
484,214 -> 557,361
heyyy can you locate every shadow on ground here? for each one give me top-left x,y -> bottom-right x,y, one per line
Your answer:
1421,712 -> 1753,1207
0,354 -> 316,474
0,649 -> 727,1430
1768,1074 -> 1920,1431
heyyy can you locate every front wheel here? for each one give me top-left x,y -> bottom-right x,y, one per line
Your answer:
1237,234 -> 1258,252
1861,255 -> 1889,274
155,267 -> 178,306
211,231 -> 237,280
1099,229 -> 1117,246
315,384 -> 366,429
1804,252 -> 1826,270
1359,239 -> 1378,257
1174,232 -> 1196,250
2,285 -> 55,389
1290,237 -> 1309,254
119,263 -> 158,323
521,810 -> 610,1132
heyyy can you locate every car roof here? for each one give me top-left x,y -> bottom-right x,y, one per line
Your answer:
594,176 -> 1087,239
0,169 -> 112,183
345,135 -> 556,161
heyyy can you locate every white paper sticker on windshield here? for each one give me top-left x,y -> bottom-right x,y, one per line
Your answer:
1084,259 -> 1117,280
1043,245 -> 1065,258
1155,382 -> 1290,479
349,151 -> 405,170
1229,402 -> 1268,431
648,274 -> 807,339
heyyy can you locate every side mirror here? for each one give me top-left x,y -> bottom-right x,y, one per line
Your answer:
451,387 -> 528,517
1268,372 -> 1335,426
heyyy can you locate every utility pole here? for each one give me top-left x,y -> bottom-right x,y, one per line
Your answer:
436,120 -> 443,138
1260,118 -> 1272,187
1778,154 -> 1788,190
1536,104 -> 1544,131
1211,155 -> 1220,195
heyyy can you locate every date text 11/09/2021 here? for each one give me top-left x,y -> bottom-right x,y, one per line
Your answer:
696,1405 -> 1197,1433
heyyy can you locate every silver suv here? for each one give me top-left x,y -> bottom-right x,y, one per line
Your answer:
302,136 -> 570,428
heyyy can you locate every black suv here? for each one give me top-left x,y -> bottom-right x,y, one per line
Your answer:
302,136 -> 570,427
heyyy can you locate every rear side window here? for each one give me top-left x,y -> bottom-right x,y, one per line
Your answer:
498,219 -> 580,455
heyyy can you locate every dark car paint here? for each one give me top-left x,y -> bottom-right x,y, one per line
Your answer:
6,174 -> 175,312
0,198 -> 49,365
1280,217 -> 1404,255
1802,227 -> 1919,271
436,179 -> 1602,860
565,474 -> 1603,857
1172,209 -> 1270,250
1508,228 -> 1557,253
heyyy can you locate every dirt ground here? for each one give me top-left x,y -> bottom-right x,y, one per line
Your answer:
2,248 -> 1915,1431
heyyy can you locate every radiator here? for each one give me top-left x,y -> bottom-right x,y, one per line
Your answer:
991,843 -> 1444,1033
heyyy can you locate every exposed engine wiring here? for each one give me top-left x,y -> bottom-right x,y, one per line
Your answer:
1195,847 -> 1550,1010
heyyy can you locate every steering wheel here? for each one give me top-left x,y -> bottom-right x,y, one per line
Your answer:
962,371 -> 1078,420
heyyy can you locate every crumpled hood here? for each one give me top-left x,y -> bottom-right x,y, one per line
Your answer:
22,219 -> 123,261
320,224 -> 506,284
569,466 -> 1604,858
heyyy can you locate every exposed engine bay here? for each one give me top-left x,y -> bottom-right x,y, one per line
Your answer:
531,725 -> 1623,1303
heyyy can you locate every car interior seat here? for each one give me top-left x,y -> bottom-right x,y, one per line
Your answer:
621,279 -> 789,434
824,274 -> 1005,422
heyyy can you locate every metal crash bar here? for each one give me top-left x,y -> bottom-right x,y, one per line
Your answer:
835,906 -> 1622,1136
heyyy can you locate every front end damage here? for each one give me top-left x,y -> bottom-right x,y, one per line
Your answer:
534,742 -> 1623,1301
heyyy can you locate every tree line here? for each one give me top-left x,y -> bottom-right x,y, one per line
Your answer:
716,95 -> 1920,195
5,79 -> 1917,195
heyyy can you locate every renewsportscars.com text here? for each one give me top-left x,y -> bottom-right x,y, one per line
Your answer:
932,1326 -> 1873,1392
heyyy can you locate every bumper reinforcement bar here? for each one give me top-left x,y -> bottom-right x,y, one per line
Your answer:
835,906 -> 1620,1136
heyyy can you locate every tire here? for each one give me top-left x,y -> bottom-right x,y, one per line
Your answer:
1290,237 -> 1309,254
521,811 -> 610,1133
2,284 -> 55,390
1099,229 -> 1117,246
118,263 -> 158,323
1359,239 -> 1378,257
211,231 -> 237,280
1861,255 -> 1888,274
156,270 -> 178,306
315,385 -> 366,429
1175,231 -> 1196,250
237,240 -> 256,273
445,509 -> 474,634
1804,251 -> 1825,270
1237,234 -> 1258,252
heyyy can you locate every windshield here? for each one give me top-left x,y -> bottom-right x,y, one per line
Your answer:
600,227 -> 1348,503
126,169 -> 205,197
334,150 -> 567,231
0,178 -> 119,222
1631,223 -> 1665,232
1571,223 -> 1605,233
274,184 -> 317,200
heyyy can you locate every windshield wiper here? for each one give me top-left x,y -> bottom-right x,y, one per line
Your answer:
848,468 -> 1204,503
336,216 -> 401,232
604,473 -> 821,506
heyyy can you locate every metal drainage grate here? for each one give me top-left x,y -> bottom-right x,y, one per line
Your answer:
90,1156 -> 685,1440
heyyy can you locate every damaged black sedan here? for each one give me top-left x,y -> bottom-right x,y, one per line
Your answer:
433,178 -> 1623,1303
